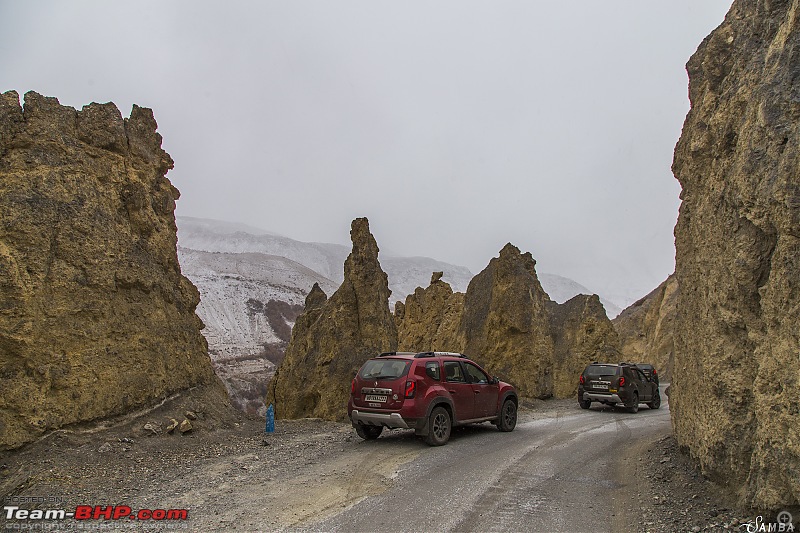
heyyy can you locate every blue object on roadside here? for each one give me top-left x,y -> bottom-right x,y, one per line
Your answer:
266,403 -> 275,433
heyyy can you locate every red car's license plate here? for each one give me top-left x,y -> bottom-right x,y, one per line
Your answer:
365,395 -> 387,402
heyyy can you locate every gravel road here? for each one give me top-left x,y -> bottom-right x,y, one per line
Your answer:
309,394 -> 670,532
1,386 -> 760,532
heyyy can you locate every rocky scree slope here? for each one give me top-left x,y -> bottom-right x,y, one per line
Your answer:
671,0 -> 800,509
0,91 -> 220,450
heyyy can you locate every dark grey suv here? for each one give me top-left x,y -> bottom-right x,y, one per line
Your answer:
577,362 -> 660,413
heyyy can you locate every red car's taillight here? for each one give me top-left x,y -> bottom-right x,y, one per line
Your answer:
351,379 -> 356,396
579,375 -> 585,385
619,376 -> 626,387
404,380 -> 416,399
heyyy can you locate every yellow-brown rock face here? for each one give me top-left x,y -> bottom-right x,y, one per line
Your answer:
549,294 -> 621,398
0,91 -> 217,450
461,244 -> 554,398
395,247 -> 619,400
671,0 -> 800,509
395,273 -> 465,353
266,218 -> 397,420
613,274 -> 677,381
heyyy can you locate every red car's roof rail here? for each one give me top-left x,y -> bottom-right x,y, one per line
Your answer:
377,351 -> 416,357
413,351 -> 468,359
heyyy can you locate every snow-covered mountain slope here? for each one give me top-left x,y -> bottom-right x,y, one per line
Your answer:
178,247 -> 339,360
178,216 -> 285,237
177,216 -> 472,303
178,216 -> 348,282
539,273 -> 623,318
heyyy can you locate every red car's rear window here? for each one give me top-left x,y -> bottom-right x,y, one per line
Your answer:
359,359 -> 412,380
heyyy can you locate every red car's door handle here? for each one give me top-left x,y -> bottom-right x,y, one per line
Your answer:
448,390 -> 457,394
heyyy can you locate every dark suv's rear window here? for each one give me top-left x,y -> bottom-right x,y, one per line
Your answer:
359,359 -> 411,380
585,365 -> 619,377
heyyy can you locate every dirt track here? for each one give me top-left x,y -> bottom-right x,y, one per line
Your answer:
0,389 -> 761,532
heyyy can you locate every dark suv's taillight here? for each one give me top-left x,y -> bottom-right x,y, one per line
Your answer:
619,376 -> 626,387
404,380 -> 416,399
579,375 -> 585,385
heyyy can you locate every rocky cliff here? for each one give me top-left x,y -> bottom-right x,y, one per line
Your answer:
395,246 -> 619,399
548,294 -> 621,398
460,244 -> 555,398
394,272 -> 465,352
671,0 -> 800,509
613,274 -> 677,381
0,91 -> 219,450
266,218 -> 397,420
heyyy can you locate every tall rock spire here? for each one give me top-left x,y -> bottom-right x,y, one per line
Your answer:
267,218 -> 397,420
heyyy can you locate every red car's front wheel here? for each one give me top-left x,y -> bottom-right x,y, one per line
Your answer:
498,399 -> 517,432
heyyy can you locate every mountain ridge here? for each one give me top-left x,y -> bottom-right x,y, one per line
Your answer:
177,216 -> 624,316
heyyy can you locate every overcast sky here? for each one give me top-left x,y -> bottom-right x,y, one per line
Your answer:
1,1 -> 733,307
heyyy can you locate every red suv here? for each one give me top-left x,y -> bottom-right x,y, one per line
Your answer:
348,352 -> 518,446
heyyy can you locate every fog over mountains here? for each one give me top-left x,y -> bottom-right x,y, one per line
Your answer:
177,217 -> 476,301
178,216 -> 623,324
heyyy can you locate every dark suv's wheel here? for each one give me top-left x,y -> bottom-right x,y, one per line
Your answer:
498,399 -> 517,432
579,397 -> 591,409
627,392 -> 640,414
647,390 -> 661,410
425,406 -> 451,446
355,424 -> 383,440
